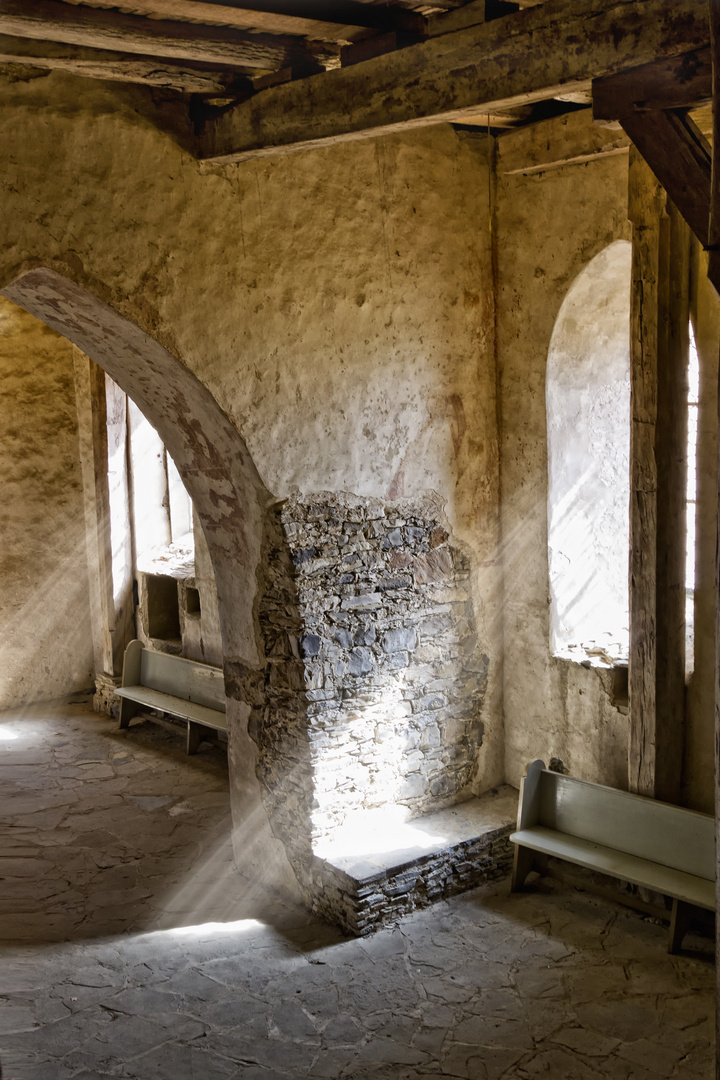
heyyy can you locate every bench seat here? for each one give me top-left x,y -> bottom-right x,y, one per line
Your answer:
117,640 -> 226,754
510,825 -> 715,911
116,685 -> 227,732
510,760 -> 715,953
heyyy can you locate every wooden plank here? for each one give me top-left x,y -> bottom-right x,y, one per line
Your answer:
116,684 -> 227,728
136,0 -> 427,35
118,638 -> 144,728
0,0 -> 338,70
0,35 -> 254,92
139,649 -> 226,710
628,151 -> 690,805
197,0 -> 711,163
510,827 -> 716,907
58,0 -> 369,40
535,773 -> 714,878
621,109 -> 712,246
593,47 -> 712,117
497,107 -> 629,175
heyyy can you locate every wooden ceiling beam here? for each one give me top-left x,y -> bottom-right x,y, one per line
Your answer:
620,109 -> 711,246
0,34 -> 254,93
0,0 -> 338,70
58,0 -> 369,42
593,47 -> 712,117
425,0 -> 519,36
197,0 -> 711,164
177,0 -> 426,36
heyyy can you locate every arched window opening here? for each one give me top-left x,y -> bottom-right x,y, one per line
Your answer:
547,241 -> 632,665
103,375 -> 205,655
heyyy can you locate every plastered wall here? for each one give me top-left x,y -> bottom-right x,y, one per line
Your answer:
495,121 -> 633,791
0,297 -> 94,707
0,73 -> 504,810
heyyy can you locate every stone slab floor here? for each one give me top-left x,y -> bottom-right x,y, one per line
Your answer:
0,699 -> 714,1079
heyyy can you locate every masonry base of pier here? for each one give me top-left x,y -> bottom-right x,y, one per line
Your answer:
307,785 -> 517,935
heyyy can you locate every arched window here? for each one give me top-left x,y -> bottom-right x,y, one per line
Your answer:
546,240 -> 632,665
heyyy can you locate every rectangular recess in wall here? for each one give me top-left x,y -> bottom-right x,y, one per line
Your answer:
146,574 -> 181,641
185,586 -> 201,617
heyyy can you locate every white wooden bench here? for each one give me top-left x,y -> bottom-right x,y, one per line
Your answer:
116,639 -> 227,755
510,760 -> 715,953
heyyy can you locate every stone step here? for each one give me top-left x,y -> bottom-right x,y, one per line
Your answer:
311,785 -> 518,935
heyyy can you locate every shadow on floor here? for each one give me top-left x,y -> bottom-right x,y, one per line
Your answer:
0,698 -> 320,944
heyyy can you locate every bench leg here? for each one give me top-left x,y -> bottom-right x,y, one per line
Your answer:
118,698 -> 139,730
668,898 -> 694,954
512,846 -> 535,891
511,847 -> 549,891
187,721 -> 203,755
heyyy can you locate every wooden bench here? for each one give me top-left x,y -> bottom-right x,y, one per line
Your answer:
510,760 -> 715,953
116,639 -> 227,755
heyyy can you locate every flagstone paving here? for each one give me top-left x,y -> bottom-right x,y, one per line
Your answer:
0,700 -> 715,1079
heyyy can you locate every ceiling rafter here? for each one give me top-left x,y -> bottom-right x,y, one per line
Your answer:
56,0 -> 372,42
0,0 -> 340,71
195,0 -> 710,163
0,34 -> 254,93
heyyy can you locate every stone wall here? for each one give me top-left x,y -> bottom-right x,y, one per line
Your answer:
254,491 -> 490,888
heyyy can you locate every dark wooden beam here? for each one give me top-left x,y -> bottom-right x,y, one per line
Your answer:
620,109 -> 711,247
59,0 -> 371,42
0,34 -> 253,92
340,30 -> 420,68
497,108 -> 629,176
628,149 -> 690,804
593,46 -> 712,116
175,0 -> 426,35
426,0 -> 519,36
0,0 -> 338,70
197,0 -> 711,164
708,0 -> 720,294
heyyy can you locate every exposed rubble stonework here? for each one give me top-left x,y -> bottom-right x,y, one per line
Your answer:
252,490 -> 492,924
93,672 -> 121,718
311,817 -> 514,936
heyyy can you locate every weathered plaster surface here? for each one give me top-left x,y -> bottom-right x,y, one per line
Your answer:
0,72 -> 503,898
182,508 -> 224,668
0,75 -> 497,555
547,240 -> 631,664
496,126 -> 632,790
0,297 -> 94,706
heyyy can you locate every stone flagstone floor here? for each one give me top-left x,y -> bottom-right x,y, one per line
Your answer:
0,699 -> 715,1079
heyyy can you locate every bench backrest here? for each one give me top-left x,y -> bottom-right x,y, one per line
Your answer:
519,760 -> 714,882
123,639 -> 225,712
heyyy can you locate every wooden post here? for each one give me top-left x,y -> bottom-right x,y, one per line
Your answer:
73,351 -> 124,677
708,6 -> 720,1076
708,0 -> 720,295
628,148 -> 690,804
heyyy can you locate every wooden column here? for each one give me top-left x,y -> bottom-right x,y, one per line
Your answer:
708,4 -> 720,1076
708,0 -> 720,294
628,148 -> 690,803
73,350 -> 120,677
